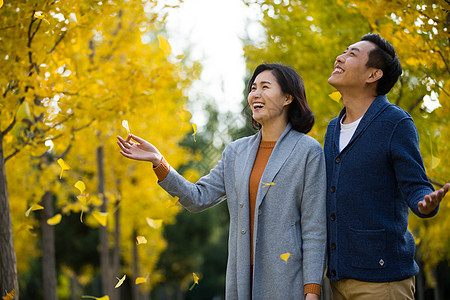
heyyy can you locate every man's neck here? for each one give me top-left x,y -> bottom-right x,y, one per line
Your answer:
341,90 -> 377,124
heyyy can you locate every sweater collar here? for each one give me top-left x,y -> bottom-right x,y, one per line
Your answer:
334,95 -> 391,153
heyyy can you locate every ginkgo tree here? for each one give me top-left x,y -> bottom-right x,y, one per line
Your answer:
1,0 -> 200,298
244,0 -> 449,292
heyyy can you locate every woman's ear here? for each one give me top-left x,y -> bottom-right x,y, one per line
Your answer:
367,69 -> 383,83
284,94 -> 293,106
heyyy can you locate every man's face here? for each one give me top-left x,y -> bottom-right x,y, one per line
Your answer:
328,40 -> 376,90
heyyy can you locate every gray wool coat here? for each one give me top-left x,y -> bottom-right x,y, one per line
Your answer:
159,124 -> 327,299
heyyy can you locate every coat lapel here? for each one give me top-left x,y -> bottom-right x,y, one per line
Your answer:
256,123 -> 297,208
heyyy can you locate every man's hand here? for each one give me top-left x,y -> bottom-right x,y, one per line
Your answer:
305,294 -> 319,300
418,183 -> 450,215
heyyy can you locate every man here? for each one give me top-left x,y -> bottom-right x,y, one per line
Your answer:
324,33 -> 449,299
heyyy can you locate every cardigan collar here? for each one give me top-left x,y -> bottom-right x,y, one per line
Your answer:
334,95 -> 391,154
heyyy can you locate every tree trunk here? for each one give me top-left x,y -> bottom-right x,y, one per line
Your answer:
41,190 -> 58,300
111,193 -> 121,300
132,228 -> 141,300
0,138 -> 19,298
416,261 -> 424,300
97,146 -> 113,297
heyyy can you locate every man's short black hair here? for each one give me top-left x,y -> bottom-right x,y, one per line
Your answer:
361,33 -> 402,95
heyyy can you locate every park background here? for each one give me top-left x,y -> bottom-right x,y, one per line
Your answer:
0,0 -> 449,299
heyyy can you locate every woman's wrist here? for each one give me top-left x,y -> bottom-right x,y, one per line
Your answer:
151,154 -> 163,167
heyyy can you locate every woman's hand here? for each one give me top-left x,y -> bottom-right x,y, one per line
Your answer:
117,134 -> 163,166
305,294 -> 319,300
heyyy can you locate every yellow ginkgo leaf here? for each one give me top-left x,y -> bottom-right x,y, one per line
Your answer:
328,91 -> 341,103
75,181 -> 86,194
57,158 -> 71,179
47,213 -> 62,226
431,156 -> 440,169
158,35 -> 171,55
33,11 -> 50,24
2,289 -> 15,300
280,252 -> 291,264
25,204 -> 44,217
122,120 -> 130,134
136,236 -> 147,245
166,196 -> 180,208
192,123 -> 197,142
92,211 -> 108,227
146,217 -> 163,229
82,296 -> 110,300
262,182 -> 275,188
189,273 -> 200,291
176,54 -> 185,60
34,11 -> 44,19
77,194 -> 90,206
115,275 -> 126,288
0,0 -> 3,9
135,277 -> 147,285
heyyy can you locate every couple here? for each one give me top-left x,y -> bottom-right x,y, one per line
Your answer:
117,34 -> 449,299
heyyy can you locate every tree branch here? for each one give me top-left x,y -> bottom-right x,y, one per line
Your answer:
0,26 -> 17,31
4,149 -> 20,162
436,50 -> 450,76
408,94 -> 425,114
430,179 -> 447,188
48,31 -> 67,54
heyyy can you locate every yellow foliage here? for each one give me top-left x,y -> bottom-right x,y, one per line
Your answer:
2,0 -> 196,289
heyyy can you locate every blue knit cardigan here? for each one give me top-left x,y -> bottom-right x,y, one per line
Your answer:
324,95 -> 436,282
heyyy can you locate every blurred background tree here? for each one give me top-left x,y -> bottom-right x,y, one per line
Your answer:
0,0 -> 449,299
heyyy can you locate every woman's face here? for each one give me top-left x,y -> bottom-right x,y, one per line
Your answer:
248,70 -> 292,127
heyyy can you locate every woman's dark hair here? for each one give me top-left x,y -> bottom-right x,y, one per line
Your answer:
361,33 -> 402,95
246,63 -> 314,134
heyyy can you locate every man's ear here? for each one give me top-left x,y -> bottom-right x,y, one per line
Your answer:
367,69 -> 383,83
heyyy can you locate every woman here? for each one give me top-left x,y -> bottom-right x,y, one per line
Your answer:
117,63 -> 326,300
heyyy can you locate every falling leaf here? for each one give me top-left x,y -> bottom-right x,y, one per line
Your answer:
166,196 -> 180,208
280,252 -> 291,264
136,236 -> 147,245
0,0 -> 3,9
176,54 -> 185,60
328,91 -> 341,103
25,204 -> 44,217
135,277 -> 147,285
33,11 -> 50,24
122,120 -> 130,134
34,11 -> 44,19
81,296 -> 110,300
262,182 -> 275,188
146,217 -> 162,229
47,213 -> 62,226
158,35 -> 171,55
77,194 -> 90,206
2,289 -> 15,300
115,275 -> 126,288
192,124 -> 197,142
189,273 -> 200,291
75,181 -> 86,194
57,158 -> 71,179
431,156 -> 440,169
92,211 -> 108,227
